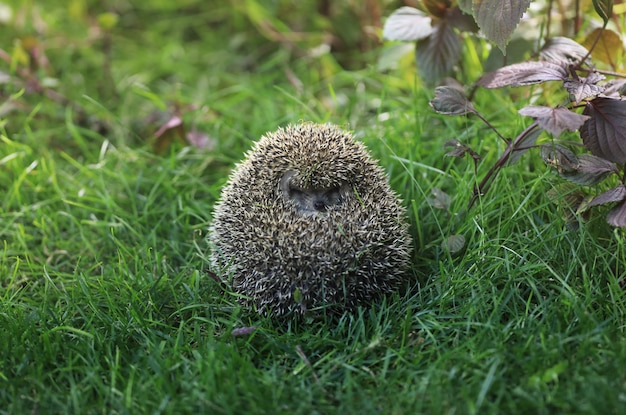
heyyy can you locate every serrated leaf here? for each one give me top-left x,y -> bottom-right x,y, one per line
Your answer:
580,97 -> 626,163
592,0 -> 614,24
540,37 -> 590,65
415,21 -> 462,83
587,185 -> 626,207
561,154 -> 618,185
518,106 -> 590,137
541,144 -> 579,173
383,7 -> 434,41
473,0 -> 532,52
477,61 -> 568,88
602,79 -> 626,97
430,86 -> 476,115
583,28 -> 623,67
443,234 -> 466,253
564,75 -> 605,104
607,200 -> 626,227
457,0 -> 473,15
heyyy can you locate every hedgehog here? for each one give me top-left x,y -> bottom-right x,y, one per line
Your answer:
209,122 -> 412,316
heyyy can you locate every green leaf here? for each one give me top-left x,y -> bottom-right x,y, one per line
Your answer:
293,287 -> 303,304
97,12 -> 119,30
541,361 -> 568,383
592,0 -> 613,25
583,28 -> 623,66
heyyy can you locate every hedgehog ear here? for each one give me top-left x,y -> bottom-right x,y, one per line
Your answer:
279,171 -> 296,195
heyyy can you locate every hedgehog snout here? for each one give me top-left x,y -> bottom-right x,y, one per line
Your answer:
291,188 -> 341,212
279,171 -> 344,214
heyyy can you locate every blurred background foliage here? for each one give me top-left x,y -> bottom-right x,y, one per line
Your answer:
0,0 -> 423,153
2,0 -> 624,196
3,0 -> 621,147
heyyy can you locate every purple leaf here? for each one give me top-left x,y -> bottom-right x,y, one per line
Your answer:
187,129 -> 215,150
383,7 -> 433,41
473,0 -> 532,52
444,139 -> 481,161
602,79 -> 626,97
415,20 -> 462,82
585,71 -> 607,85
540,37 -> 590,65
588,185 -> 626,208
231,326 -> 258,337
607,201 -> 626,227
427,187 -> 451,210
446,7 -> 479,33
561,154 -> 618,185
205,269 -> 221,284
154,114 -> 183,138
430,86 -> 476,115
508,122 -> 542,164
518,106 -> 590,137
477,61 -> 568,88
580,97 -> 626,163
443,234 -> 466,254
563,73 -> 605,104
541,144 -> 579,173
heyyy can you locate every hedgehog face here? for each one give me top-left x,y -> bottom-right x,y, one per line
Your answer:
209,123 -> 412,317
279,170 -> 347,214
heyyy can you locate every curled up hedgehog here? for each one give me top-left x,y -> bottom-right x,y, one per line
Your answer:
209,123 -> 412,316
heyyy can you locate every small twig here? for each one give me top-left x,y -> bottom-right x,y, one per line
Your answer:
473,111 -> 509,144
592,68 -> 626,79
578,24 -> 607,67
294,345 -> 340,405
295,345 -> 321,384
469,122 -> 541,208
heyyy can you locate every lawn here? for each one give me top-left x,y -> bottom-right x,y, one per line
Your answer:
1,1 -> 626,414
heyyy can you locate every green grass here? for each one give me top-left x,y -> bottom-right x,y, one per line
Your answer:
2,1 -> 626,414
